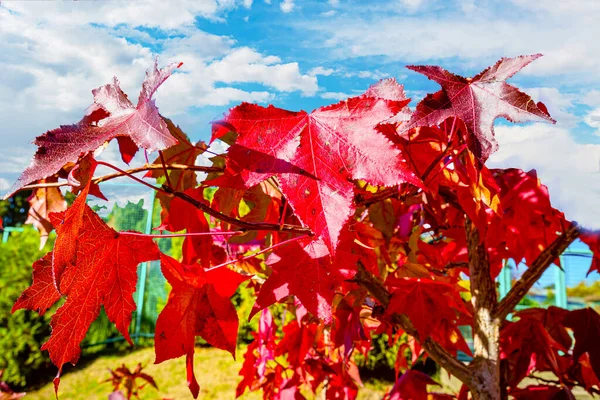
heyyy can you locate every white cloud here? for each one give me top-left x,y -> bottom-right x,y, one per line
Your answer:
302,0 -> 600,82
585,108 -> 600,132
243,0 -> 254,8
203,47 -> 318,95
4,1 -> 238,30
488,124 -> 600,229
524,87 -> 578,128
582,90 -> 600,108
309,66 -> 336,76
321,10 -> 337,17
280,0 -> 295,13
328,0 -> 340,5
320,92 -> 352,100
0,178 -> 9,196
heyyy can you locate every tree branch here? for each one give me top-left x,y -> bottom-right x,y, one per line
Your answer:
162,185 -> 313,236
494,224 -> 580,321
351,262 -> 473,386
20,164 -> 224,190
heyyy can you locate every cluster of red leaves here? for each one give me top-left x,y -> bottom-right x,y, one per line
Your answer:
103,363 -> 158,400
8,55 -> 600,400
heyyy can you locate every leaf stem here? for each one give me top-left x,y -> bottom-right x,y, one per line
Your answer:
20,164 -> 223,191
119,231 -> 243,239
205,235 -> 308,272
96,161 -> 170,194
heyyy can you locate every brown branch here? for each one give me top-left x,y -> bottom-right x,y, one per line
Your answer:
20,164 -> 224,190
351,262 -> 474,386
162,185 -> 313,236
494,224 -> 580,321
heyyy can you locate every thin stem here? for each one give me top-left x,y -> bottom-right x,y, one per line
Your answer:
21,164 -> 223,191
96,161 -> 170,194
159,151 -> 173,189
119,231 -> 243,239
163,185 -> 313,235
205,235 -> 308,272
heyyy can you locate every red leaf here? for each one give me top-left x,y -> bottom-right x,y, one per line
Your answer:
563,308 -> 600,381
579,230 -> 600,275
509,385 -> 575,400
12,252 -> 60,316
386,370 -> 439,400
38,205 -> 160,390
24,178 -> 67,249
401,55 -> 554,160
212,79 -> 422,252
4,60 -> 180,198
252,237 -> 358,324
154,255 -> 248,398
385,277 -> 469,341
500,317 -> 567,387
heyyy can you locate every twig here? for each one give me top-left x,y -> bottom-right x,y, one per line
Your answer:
495,224 -> 580,321
162,185 -> 313,236
350,262 -> 473,386
21,164 -> 223,190
205,235 -> 308,272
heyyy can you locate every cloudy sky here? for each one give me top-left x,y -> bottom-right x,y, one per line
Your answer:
0,0 -> 599,232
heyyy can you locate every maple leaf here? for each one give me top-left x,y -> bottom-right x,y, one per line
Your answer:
211,79 -> 422,252
509,385 -> 575,400
160,188 -> 212,266
12,252 -> 60,316
50,155 -> 100,290
4,59 -> 181,199
252,236 -> 359,324
385,370 -> 439,400
30,204 -> 160,391
563,308 -> 600,381
24,178 -> 67,249
104,363 -> 158,400
514,307 -> 572,350
147,118 -> 207,220
579,230 -> 600,275
500,317 -> 567,387
401,55 -> 554,160
385,277 -> 469,341
154,254 -> 248,398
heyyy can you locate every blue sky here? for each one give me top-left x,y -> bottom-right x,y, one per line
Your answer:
0,0 -> 599,234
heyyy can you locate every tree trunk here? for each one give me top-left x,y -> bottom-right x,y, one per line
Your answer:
466,219 -> 501,400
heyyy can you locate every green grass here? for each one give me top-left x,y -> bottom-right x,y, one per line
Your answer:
24,346 -> 391,400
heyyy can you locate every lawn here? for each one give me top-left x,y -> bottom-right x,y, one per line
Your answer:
24,346 -> 391,399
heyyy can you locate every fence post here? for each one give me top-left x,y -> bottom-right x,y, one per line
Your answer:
555,256 -> 568,309
134,190 -> 156,344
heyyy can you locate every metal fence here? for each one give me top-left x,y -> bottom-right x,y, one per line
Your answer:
1,185 -> 597,348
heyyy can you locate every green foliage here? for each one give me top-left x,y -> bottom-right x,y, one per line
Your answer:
0,228 -> 54,388
107,199 -> 148,232
0,190 -> 31,227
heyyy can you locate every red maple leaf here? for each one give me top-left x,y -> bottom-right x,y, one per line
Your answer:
563,308 -> 600,382
24,177 -> 67,249
500,317 -> 567,387
400,55 -> 554,160
4,60 -> 181,198
251,236 -> 359,324
579,230 -> 600,275
509,385 -> 575,400
385,277 -> 469,342
385,370 -> 439,400
154,254 -> 248,398
12,252 -> 60,316
14,204 -> 160,392
211,79 -> 422,252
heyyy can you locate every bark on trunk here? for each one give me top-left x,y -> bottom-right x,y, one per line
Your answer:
466,219 -> 501,400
